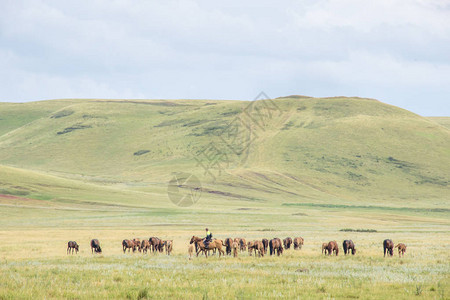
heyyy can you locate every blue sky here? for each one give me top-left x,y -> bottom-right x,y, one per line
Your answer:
1,0 -> 449,116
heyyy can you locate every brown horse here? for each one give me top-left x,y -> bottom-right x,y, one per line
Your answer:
322,243 -> 328,254
326,241 -> 339,256
149,237 -> 161,253
253,240 -> 265,257
190,236 -> 224,258
141,240 -> 151,253
239,238 -> 247,252
262,239 -> 269,253
132,238 -> 141,252
383,239 -> 394,257
395,243 -> 406,257
158,239 -> 165,253
269,238 -> 283,256
247,241 -> 255,256
232,241 -> 238,257
343,240 -> 356,255
163,240 -> 173,255
224,238 -> 233,255
90,239 -> 102,254
67,241 -> 79,254
122,239 -> 134,253
283,237 -> 293,250
293,237 -> 304,250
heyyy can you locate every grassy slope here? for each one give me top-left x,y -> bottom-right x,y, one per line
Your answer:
428,116 -> 450,129
0,97 -> 448,207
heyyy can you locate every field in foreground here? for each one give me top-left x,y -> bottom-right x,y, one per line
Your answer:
0,229 -> 449,299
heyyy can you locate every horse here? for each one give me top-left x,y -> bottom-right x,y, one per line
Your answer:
239,238 -> 247,252
322,243 -> 328,254
253,240 -> 265,257
262,239 -> 269,253
141,240 -> 151,253
232,241 -> 238,257
190,236 -> 224,258
149,237 -> 161,253
67,241 -> 79,254
90,239 -> 102,254
269,238 -> 283,256
343,240 -> 356,255
326,241 -> 339,256
122,239 -> 134,253
158,239 -> 164,253
247,241 -> 255,256
132,238 -> 141,252
395,243 -> 406,257
383,239 -> 394,257
224,238 -> 233,255
283,237 -> 293,250
163,240 -> 173,255
293,237 -> 304,250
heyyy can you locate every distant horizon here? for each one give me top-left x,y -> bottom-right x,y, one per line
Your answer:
1,95 -> 448,117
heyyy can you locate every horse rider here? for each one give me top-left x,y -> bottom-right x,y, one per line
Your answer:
204,228 -> 212,248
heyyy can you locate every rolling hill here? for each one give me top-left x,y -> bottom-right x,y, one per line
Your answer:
0,96 -> 448,212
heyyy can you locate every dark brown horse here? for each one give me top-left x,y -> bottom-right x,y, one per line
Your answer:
293,237 -> 304,250
269,238 -> 283,256
90,239 -> 102,254
224,238 -> 233,255
67,241 -> 79,254
262,239 -> 268,253
343,240 -> 356,255
283,237 -> 293,250
326,241 -> 339,256
122,239 -> 134,253
395,243 -> 406,257
190,236 -> 224,258
149,237 -> 161,253
322,242 -> 328,254
132,238 -> 141,252
158,239 -> 164,253
383,239 -> 394,257
239,238 -> 247,252
141,240 -> 151,253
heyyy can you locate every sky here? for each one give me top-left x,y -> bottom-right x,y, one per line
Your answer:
0,0 -> 449,116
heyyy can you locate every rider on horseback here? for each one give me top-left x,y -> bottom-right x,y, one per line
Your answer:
204,228 -> 212,248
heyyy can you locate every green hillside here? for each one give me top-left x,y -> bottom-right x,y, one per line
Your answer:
427,116 -> 450,129
0,97 -> 448,210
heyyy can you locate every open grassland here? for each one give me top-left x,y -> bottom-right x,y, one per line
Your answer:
0,229 -> 449,299
0,97 -> 449,298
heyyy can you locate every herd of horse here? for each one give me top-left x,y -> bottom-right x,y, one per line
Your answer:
122,237 -> 173,255
66,237 -> 407,258
188,236 -> 305,258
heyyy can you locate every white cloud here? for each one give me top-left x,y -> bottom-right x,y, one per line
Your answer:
0,0 -> 449,115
